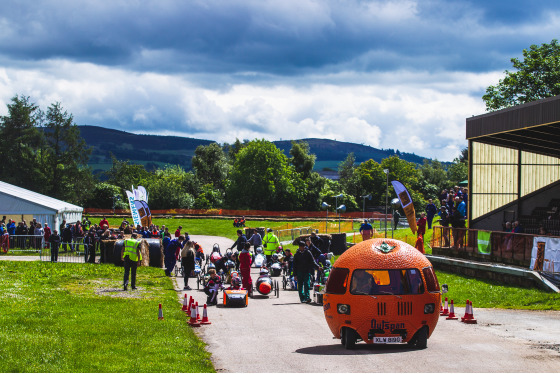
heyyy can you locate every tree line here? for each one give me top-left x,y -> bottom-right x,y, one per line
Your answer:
0,95 -> 468,213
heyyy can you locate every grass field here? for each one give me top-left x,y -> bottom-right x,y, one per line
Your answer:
0,261 -> 213,372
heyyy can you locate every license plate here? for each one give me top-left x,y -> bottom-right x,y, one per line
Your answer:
373,336 -> 402,344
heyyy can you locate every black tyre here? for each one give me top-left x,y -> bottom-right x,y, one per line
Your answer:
341,327 -> 356,350
411,326 -> 428,349
282,275 -> 287,290
197,277 -> 200,290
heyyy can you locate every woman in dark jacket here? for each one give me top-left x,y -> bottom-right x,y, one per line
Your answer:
181,241 -> 196,290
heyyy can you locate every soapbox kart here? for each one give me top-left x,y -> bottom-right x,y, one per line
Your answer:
253,268 -> 280,297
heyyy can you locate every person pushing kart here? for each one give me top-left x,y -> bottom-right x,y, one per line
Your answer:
239,242 -> 253,295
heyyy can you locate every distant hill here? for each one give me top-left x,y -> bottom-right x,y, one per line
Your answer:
77,125 -> 430,176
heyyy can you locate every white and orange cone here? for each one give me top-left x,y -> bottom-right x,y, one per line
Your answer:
446,299 -> 458,320
182,293 -> 189,312
200,304 -> 212,325
158,303 -> 164,320
462,300 -> 478,324
195,301 -> 201,321
440,297 -> 449,316
188,303 -> 200,327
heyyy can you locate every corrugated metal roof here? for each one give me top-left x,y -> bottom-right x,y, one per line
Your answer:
0,181 -> 83,213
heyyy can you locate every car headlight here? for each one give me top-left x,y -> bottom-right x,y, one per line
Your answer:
424,303 -> 435,314
337,304 -> 350,315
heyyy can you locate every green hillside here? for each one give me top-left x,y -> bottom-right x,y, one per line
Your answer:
78,125 -> 430,175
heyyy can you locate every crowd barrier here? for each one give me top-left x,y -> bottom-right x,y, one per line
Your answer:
430,226 -> 544,267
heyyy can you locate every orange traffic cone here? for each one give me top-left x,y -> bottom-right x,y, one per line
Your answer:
440,299 -> 443,313
188,296 -> 194,311
200,304 -> 212,325
440,297 -> 449,316
195,301 -> 201,321
158,303 -> 164,320
182,294 -> 189,312
188,303 -> 200,327
462,300 -> 478,324
446,299 -> 458,320
461,299 -> 470,321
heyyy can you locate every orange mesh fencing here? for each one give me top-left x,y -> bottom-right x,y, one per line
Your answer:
85,208 -> 391,220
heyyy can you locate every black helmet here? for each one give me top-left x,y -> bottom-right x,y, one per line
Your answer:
213,243 -> 220,252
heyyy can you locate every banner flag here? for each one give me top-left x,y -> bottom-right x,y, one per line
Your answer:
126,190 -> 141,227
477,231 -> 491,254
391,180 -> 417,234
530,237 -> 560,272
126,185 -> 152,227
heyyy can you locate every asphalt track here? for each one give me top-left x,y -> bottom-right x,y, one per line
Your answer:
2,237 -> 559,372
178,235 -> 560,373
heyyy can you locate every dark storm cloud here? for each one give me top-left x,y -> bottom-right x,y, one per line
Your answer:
2,0 -> 558,77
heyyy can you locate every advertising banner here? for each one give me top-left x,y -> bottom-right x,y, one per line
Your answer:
477,231 -> 491,255
391,180 -> 417,234
530,236 -> 560,272
125,185 -> 152,228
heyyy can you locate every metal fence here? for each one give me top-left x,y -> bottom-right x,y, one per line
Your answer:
1,235 -> 101,263
430,226 -> 551,267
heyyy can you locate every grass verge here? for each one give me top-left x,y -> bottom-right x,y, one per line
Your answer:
0,261 -> 214,373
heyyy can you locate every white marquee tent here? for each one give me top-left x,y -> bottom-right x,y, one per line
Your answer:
0,181 -> 83,232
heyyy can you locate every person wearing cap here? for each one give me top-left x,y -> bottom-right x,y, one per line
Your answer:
121,233 -> 142,291
262,228 -> 279,266
293,241 -> 318,303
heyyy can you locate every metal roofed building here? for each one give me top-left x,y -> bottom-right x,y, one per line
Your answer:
0,181 -> 83,230
466,95 -> 560,230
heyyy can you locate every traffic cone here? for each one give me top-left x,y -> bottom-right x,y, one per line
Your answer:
200,304 -> 212,325
461,299 -> 470,322
440,299 -> 443,313
446,299 -> 458,320
462,300 -> 478,324
195,302 -> 201,321
188,303 -> 200,327
158,303 -> 164,320
187,296 -> 194,313
440,297 -> 449,316
181,294 -> 189,312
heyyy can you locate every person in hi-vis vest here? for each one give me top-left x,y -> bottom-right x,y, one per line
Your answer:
262,228 -> 279,266
121,233 -> 142,291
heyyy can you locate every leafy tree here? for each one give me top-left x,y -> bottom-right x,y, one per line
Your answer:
226,139 -> 305,210
447,157 -> 468,186
147,166 -> 196,209
353,159 -> 386,206
0,95 -> 46,191
105,155 -> 153,192
380,156 -> 423,211
289,141 -> 316,178
43,102 -> 93,203
194,184 -> 224,209
192,143 -> 230,190
84,182 -> 127,209
418,160 -> 448,200
224,138 -> 246,161
338,153 -> 356,181
483,39 -> 560,111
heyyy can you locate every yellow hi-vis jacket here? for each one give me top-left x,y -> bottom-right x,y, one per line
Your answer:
123,239 -> 142,262
262,232 -> 279,255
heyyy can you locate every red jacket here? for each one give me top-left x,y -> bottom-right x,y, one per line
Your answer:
239,250 -> 252,269
417,217 -> 427,235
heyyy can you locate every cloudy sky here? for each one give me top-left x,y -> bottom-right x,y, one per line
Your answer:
1,0 -> 559,161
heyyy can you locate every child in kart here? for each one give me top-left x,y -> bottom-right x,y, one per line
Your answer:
282,248 -> 294,275
194,242 -> 204,265
204,268 -> 223,305
225,275 -> 244,290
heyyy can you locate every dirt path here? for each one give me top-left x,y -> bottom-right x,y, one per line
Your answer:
176,236 -> 560,373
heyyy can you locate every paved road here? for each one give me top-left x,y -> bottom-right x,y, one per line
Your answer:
3,237 -> 559,372
176,236 -> 560,373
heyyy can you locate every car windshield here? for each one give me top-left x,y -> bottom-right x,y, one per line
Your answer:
349,269 -> 424,296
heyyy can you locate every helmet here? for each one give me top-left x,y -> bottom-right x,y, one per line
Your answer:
226,260 -> 235,269
256,247 -> 263,254
259,267 -> 269,276
277,245 -> 283,252
325,259 -> 331,268
213,243 -> 220,252
271,253 -> 278,262
207,263 -> 216,270
226,249 -> 233,258
231,276 -> 241,287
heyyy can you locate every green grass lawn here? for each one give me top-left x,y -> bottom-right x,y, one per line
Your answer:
0,261 -> 213,373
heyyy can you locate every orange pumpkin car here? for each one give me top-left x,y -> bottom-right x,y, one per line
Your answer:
322,238 -> 445,349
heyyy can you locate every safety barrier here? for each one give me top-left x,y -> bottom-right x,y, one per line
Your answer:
430,226 -> 558,267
